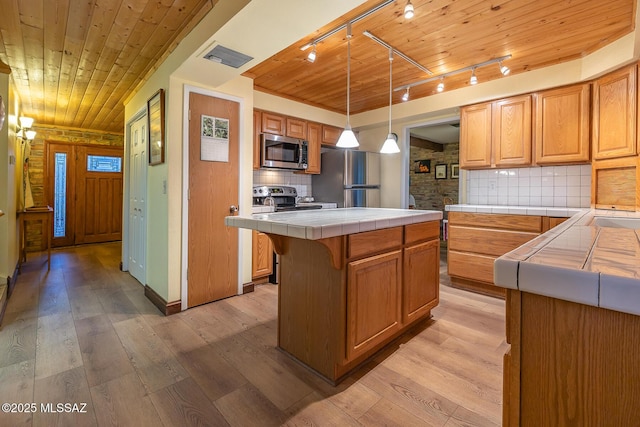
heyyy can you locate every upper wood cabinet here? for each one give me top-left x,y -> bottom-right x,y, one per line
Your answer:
460,103 -> 492,168
592,64 -> 637,160
253,110 -> 262,170
493,95 -> 532,167
534,83 -> 591,165
303,122 -> 321,174
460,95 -> 532,169
286,117 -> 307,139
261,112 -> 285,135
321,125 -> 342,146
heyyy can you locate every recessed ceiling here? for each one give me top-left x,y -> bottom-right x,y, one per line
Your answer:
245,0 -> 636,115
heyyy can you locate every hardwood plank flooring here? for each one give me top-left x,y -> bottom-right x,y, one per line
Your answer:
0,242 -> 505,426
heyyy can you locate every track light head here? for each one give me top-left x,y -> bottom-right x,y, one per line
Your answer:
437,78 -> 445,92
307,45 -> 317,63
402,88 -> 410,102
404,0 -> 414,19
470,68 -> 478,85
499,61 -> 510,76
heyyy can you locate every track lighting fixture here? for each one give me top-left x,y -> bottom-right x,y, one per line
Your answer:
404,0 -> 414,19
402,88 -> 410,102
336,23 -> 359,148
499,61 -> 510,76
394,54 -> 512,95
470,68 -> 478,85
307,45 -> 316,63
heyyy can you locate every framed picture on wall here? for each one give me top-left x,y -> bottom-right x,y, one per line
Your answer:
147,88 -> 165,165
435,164 -> 447,179
451,163 -> 459,178
413,159 -> 431,174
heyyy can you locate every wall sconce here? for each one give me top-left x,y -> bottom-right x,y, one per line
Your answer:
18,116 -> 36,143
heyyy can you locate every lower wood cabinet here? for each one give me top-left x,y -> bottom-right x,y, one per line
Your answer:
251,230 -> 273,282
403,239 -> 439,324
347,250 -> 402,361
447,212 -> 567,297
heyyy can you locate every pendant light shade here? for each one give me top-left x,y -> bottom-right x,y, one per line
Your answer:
336,23 -> 359,148
380,48 -> 400,154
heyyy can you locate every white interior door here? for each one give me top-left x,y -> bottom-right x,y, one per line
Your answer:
128,116 -> 147,284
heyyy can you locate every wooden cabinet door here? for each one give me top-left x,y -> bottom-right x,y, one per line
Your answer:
593,64 -> 637,160
261,112 -> 285,135
251,230 -> 273,279
460,103 -> 492,168
403,240 -> 439,325
535,84 -> 591,165
493,95 -> 532,167
346,250 -> 402,361
286,117 -> 307,139
321,124 -> 342,146
253,110 -> 261,170
304,122 -> 321,174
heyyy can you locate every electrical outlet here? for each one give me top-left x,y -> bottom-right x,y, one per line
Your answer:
489,179 -> 497,192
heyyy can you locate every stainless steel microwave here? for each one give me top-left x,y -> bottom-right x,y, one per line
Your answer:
260,133 -> 308,170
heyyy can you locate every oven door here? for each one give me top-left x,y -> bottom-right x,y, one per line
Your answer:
261,134 -> 306,170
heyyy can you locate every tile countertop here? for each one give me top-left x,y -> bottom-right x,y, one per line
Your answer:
226,208 -> 442,240
494,209 -> 640,317
445,204 -> 584,217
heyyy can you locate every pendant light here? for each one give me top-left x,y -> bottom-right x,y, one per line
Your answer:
336,23 -> 359,148
380,48 -> 400,154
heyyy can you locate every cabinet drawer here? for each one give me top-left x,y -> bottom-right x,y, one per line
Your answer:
448,225 -> 539,257
348,227 -> 403,259
448,250 -> 496,284
448,212 -> 543,232
405,221 -> 440,244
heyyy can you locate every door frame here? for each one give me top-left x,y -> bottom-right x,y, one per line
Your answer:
181,85 -> 247,311
122,107 -> 147,274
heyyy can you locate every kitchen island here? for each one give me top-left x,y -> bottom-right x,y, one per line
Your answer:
494,209 -> 640,426
226,208 -> 442,384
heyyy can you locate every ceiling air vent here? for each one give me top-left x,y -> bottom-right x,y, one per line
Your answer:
203,45 -> 253,68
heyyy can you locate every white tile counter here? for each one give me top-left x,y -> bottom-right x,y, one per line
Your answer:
494,209 -> 640,316
227,208 -> 442,240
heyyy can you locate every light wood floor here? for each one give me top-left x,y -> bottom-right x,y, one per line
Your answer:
0,242 -> 506,426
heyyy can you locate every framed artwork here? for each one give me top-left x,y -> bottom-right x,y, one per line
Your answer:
147,88 -> 165,165
451,163 -> 459,178
435,164 -> 447,179
413,159 -> 431,174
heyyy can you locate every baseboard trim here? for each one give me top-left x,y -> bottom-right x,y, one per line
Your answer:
243,282 -> 255,294
144,285 -> 181,316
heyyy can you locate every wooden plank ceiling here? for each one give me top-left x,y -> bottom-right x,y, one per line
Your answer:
0,0 -> 214,134
245,0 -> 636,115
0,0 -> 635,134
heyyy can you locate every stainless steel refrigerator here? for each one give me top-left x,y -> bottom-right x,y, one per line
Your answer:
312,149 -> 381,208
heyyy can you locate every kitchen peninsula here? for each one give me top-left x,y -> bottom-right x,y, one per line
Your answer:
226,208 -> 442,384
494,209 -> 640,426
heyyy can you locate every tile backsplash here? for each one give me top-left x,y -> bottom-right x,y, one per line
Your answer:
253,169 -> 312,197
466,165 -> 591,208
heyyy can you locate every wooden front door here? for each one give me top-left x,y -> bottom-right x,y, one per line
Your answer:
47,143 -> 123,247
75,146 -> 123,244
187,92 -> 239,307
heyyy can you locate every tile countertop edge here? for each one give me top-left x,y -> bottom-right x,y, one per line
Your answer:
446,204 -> 585,217
226,208 -> 443,240
493,208 -> 640,317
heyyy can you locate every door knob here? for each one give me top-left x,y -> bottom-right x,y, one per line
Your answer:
229,205 -> 239,214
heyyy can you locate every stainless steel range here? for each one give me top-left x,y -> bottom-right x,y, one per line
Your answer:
252,185 -> 322,212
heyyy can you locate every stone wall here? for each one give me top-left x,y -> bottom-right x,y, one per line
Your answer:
24,125 -> 124,251
409,142 -> 459,212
